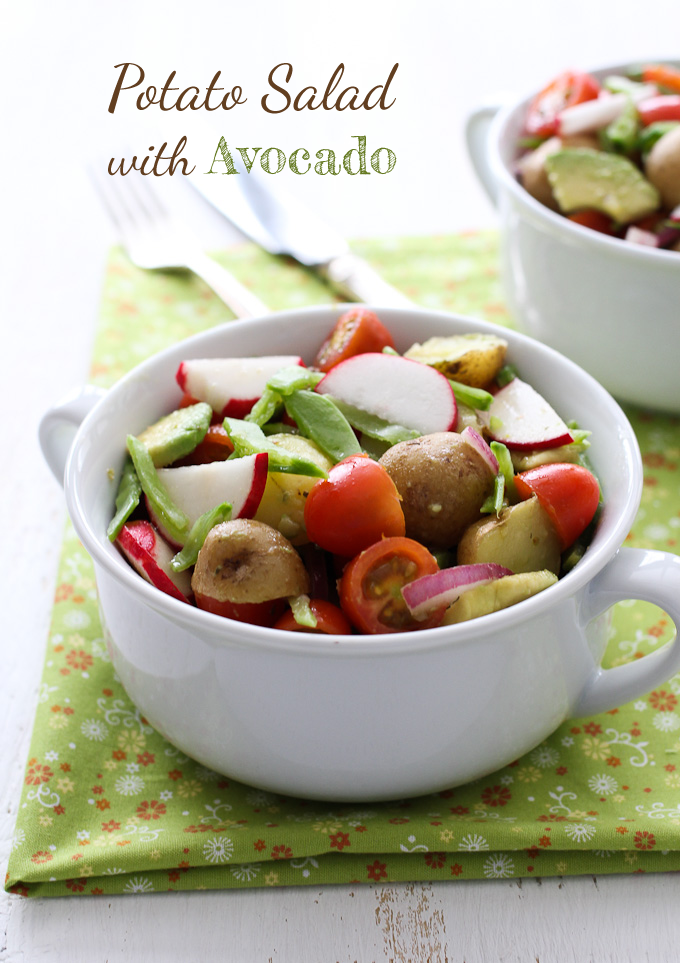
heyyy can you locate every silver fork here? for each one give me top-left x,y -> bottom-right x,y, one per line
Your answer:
90,169 -> 269,319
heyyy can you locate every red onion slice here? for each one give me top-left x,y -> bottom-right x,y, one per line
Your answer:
402,563 -> 513,619
460,426 -> 499,475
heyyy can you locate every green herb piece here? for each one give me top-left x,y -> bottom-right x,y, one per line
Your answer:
600,96 -> 639,155
170,503 -> 232,572
326,395 -> 420,445
491,441 -> 515,500
447,378 -> 493,412
288,594 -> 318,629
126,435 -> 190,546
637,121 -> 680,157
518,135 -> 549,150
107,458 -> 142,541
432,549 -> 456,569
223,417 -> 327,477
284,391 -> 362,463
481,472 -> 505,516
489,415 -> 504,433
496,364 -> 518,388
382,345 -> 400,356
604,74 -> 650,97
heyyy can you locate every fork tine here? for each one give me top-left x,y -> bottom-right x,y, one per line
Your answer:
88,165 -> 140,244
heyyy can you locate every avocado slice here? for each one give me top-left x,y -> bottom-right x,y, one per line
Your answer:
442,570 -> 558,625
137,402 -> 212,467
545,148 -> 660,223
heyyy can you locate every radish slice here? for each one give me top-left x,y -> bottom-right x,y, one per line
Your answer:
117,521 -> 193,602
478,378 -> 573,452
558,93 -> 627,135
316,353 -> 457,435
402,563 -> 512,619
177,356 -> 303,417
625,226 -> 659,247
669,204 -> 680,222
460,426 -> 499,475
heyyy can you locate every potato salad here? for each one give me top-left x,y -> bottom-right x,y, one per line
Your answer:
108,309 -> 600,635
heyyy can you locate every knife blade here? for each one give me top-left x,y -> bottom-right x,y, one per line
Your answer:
190,160 -> 413,307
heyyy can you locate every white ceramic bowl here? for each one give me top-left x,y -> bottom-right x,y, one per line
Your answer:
466,61 -> 680,413
40,306 -> 680,802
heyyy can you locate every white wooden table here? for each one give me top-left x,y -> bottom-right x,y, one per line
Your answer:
3,2 -> 680,958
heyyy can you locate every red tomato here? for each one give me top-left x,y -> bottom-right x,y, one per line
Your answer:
525,71 -> 601,137
567,210 -> 615,236
313,308 -> 395,373
304,455 -> 405,557
273,600 -> 353,634
195,592 -> 286,627
514,463 -> 600,551
176,425 -> 234,466
637,94 -> 680,125
642,64 -> 680,95
339,537 -> 444,634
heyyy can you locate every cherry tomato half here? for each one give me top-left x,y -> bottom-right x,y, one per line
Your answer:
339,537 -> 444,634
525,70 -> 601,137
176,424 -> 234,466
195,592 -> 286,627
304,455 -> 406,558
567,210 -> 615,236
637,94 -> 680,126
273,600 -> 353,634
313,308 -> 396,373
514,463 -> 600,551
642,64 -> 680,95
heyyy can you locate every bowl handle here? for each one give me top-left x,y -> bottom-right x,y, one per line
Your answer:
465,101 -> 505,207
574,547 -> 680,717
39,385 -> 107,487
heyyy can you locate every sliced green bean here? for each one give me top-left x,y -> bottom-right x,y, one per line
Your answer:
170,503 -> 232,572
126,435 -> 190,545
107,458 -> 142,541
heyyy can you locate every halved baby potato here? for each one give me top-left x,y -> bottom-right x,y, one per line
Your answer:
404,334 -> 508,387
442,570 -> 557,624
457,495 -> 561,576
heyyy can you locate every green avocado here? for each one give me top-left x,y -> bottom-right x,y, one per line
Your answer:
442,570 -> 558,625
545,148 -> 660,223
136,402 -> 212,467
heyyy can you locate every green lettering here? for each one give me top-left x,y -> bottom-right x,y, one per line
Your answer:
370,147 -> 397,174
236,147 -> 262,172
314,148 -> 341,175
260,147 -> 286,174
289,148 -> 311,175
343,135 -> 369,175
205,136 -> 238,174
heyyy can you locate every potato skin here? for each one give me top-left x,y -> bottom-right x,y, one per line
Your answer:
192,519 -> 309,604
644,126 -> 680,209
457,496 -> 561,576
404,334 -> 507,388
379,432 -> 495,548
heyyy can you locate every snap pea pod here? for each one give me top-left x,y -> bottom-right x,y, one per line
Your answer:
246,367 -> 324,427
323,395 -> 420,446
245,387 -> 282,427
224,417 -> 327,477
126,435 -> 190,546
107,458 -> 142,541
601,96 -> 639,155
284,390 -> 362,463
170,502 -> 232,572
638,121 -> 680,157
491,440 -> 515,501
446,378 -> 493,412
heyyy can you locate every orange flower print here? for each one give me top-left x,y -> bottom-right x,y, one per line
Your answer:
31,851 -> 53,865
329,832 -> 351,851
254,839 -> 266,852
271,845 -> 293,860
102,820 -> 121,833
66,649 -> 93,671
25,761 -> 53,786
65,878 -> 86,893
634,831 -> 656,850
95,799 -> 111,811
367,859 -> 387,881
136,800 -> 167,821
55,583 -> 74,602
480,785 -> 512,807
450,863 -> 463,877
424,852 -> 446,869
136,752 -> 155,767
649,690 -> 677,712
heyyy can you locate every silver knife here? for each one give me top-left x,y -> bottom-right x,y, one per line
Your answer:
189,161 -> 413,307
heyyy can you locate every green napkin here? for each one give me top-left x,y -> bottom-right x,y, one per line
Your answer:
7,235 -> 680,898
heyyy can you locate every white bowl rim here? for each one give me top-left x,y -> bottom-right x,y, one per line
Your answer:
64,304 -> 643,658
488,58 -> 680,267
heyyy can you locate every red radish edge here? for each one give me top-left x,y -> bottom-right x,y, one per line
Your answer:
402,563 -> 513,619
625,226 -> 659,247
117,521 -> 191,603
239,451 -> 269,517
461,426 -> 499,475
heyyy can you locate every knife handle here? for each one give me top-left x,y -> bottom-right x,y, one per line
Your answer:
185,251 -> 269,318
320,254 -> 413,308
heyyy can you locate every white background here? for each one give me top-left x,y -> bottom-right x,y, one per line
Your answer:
2,1 -> 680,959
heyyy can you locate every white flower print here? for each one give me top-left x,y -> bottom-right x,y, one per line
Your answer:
587,773 -> 618,795
230,863 -> 261,882
634,701 -> 648,711
114,774 -> 145,796
530,746 -> 560,768
203,836 -> 234,864
45,751 -> 59,762
80,719 -> 109,742
76,830 -> 91,842
126,763 -> 141,773
159,790 -> 173,801
459,833 -> 489,852
123,876 -> 154,893
12,828 -> 26,850
653,712 -> 680,733
483,854 -> 515,879
564,823 -> 597,843
561,736 -> 574,747
499,775 -> 514,786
